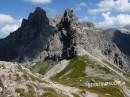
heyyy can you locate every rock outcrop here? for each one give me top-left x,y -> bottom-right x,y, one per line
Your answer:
57,9 -> 78,59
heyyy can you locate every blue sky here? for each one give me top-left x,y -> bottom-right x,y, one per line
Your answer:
0,0 -> 130,38
0,0 -> 98,20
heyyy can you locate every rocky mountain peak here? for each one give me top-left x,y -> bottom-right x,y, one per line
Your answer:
0,7 -> 55,62
25,7 -> 49,30
58,9 -> 74,31
34,7 -> 46,13
53,9 -> 78,59
63,9 -> 74,21
20,7 -> 50,33
13,7 -> 52,46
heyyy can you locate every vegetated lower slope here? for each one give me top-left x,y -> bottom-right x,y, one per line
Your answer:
39,54 -> 130,97
0,62 -> 80,97
51,56 -> 121,97
1,54 -> 129,97
31,61 -> 52,75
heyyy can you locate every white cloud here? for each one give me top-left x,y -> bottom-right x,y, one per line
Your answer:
0,14 -> 16,26
89,0 -> 130,14
24,0 -> 52,4
0,14 -> 21,38
97,12 -> 130,28
1,25 -> 19,34
74,2 -> 87,12
79,16 -> 88,22
79,2 -> 87,7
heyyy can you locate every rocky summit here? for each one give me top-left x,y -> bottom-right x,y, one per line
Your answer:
0,7 -> 130,72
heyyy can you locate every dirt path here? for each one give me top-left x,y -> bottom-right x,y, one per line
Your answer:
44,60 -> 69,79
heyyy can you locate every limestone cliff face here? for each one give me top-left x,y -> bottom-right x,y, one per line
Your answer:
0,7 -> 130,71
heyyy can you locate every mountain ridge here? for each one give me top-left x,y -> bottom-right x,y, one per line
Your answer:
0,7 -> 130,72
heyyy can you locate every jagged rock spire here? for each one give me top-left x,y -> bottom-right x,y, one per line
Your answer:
21,7 -> 49,31
56,9 -> 78,59
63,9 -> 74,22
58,9 -> 74,31
28,7 -> 49,30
